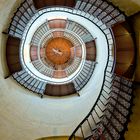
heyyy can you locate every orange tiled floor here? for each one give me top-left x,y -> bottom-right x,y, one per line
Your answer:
45,37 -> 72,65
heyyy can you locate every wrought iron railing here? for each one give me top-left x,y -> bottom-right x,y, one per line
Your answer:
7,5 -> 116,96
6,2 -> 134,140
69,74 -> 133,140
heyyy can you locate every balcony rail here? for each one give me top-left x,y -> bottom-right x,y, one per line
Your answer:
30,28 -> 86,80
13,69 -> 46,97
8,0 -> 36,39
5,1 -> 133,139
6,6 -> 116,96
19,7 -> 115,83
69,73 -> 133,140
73,60 -> 96,91
75,0 -> 126,27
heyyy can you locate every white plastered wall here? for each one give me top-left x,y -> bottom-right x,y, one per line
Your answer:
0,3 -> 107,140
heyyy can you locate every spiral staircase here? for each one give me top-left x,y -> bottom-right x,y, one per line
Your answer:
1,0 -> 137,140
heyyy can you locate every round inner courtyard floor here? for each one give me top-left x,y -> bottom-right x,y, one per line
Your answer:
45,37 -> 73,65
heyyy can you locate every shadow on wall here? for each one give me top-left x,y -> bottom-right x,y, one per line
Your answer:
130,13 -> 140,82
112,21 -> 135,79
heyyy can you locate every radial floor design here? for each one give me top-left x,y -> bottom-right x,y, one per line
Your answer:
46,37 -> 72,65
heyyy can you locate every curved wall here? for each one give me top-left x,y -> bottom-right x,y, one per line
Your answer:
0,2 -> 108,140
0,0 -> 140,140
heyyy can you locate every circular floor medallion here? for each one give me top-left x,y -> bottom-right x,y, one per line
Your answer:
45,37 -> 72,65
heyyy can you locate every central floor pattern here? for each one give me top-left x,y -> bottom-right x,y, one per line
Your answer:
45,37 -> 72,65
